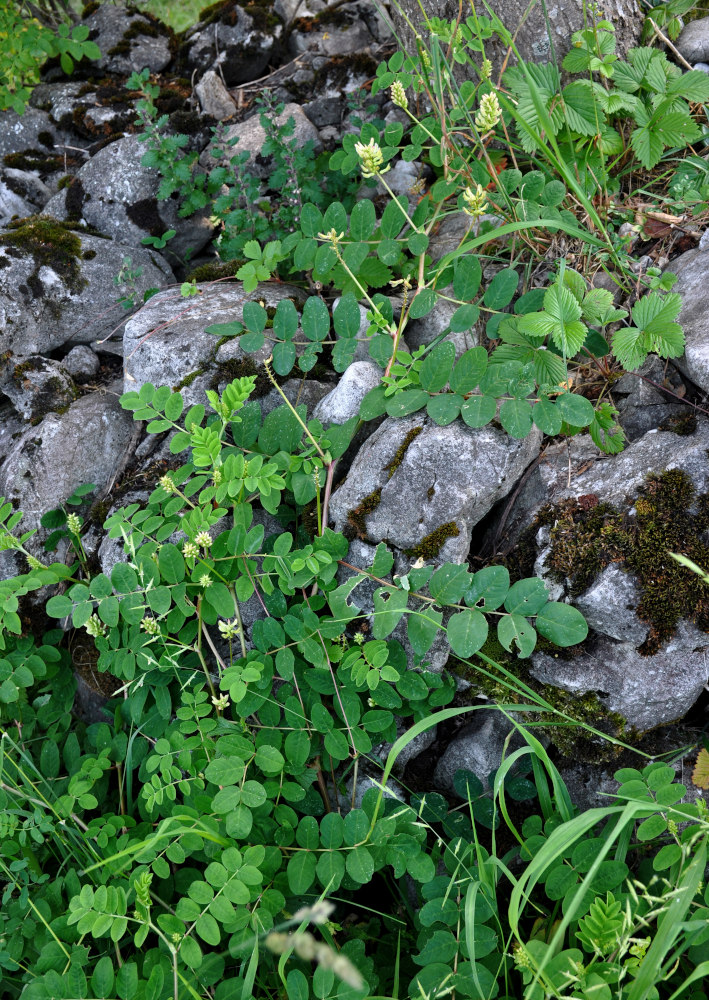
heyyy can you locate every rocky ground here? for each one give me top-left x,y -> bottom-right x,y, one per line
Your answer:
4,0 -> 709,809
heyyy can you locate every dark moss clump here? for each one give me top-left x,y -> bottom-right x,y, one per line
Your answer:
106,16 -> 166,57
347,488 -> 382,538
82,1 -> 100,15
385,425 -> 422,479
0,217 -> 87,294
405,521 -> 460,560
427,485 -> 435,500
82,249 -> 97,261
197,0 -> 280,31
186,259 -> 239,283
540,469 -> 709,656
210,355 -> 272,398
57,174 -> 73,190
660,411 -> 697,436
3,149 -> 63,173
65,177 -> 87,221
313,52 -> 378,90
168,110 -> 209,136
126,197 -> 163,236
37,131 -> 55,149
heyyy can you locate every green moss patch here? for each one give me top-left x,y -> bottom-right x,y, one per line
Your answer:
385,425 -> 422,480
0,217 -> 89,294
405,521 -> 460,560
537,469 -> 709,655
347,488 -> 382,538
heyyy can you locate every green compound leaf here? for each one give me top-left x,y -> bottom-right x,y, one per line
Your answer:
408,606 -> 443,655
555,391 -> 595,428
333,292 -> 362,338
532,397 -> 562,436
460,394 -> 497,428
287,852 -> 316,894
450,304 -> 480,332
346,846 -> 375,884
499,398 -> 533,438
301,295 -> 329,342
419,341 -> 455,393
386,389 -> 429,417
316,850 -> 345,891
453,256 -> 482,300
447,608 -> 488,657
498,613 -> 537,657
504,578 -> 549,616
429,563 -> 472,605
450,347 -> 487,394
483,268 -> 519,310
427,394 -> 462,425
535,602 -> 588,646
372,586 -> 409,639
409,287 -> 437,319
349,199 -> 376,241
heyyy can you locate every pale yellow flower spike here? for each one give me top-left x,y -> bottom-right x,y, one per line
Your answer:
354,138 -> 391,179
475,91 -> 501,132
391,80 -> 408,111
462,184 -> 488,218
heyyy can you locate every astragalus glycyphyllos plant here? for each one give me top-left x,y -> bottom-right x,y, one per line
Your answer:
0,367 -> 592,998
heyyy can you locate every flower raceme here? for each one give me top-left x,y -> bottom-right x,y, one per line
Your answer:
475,91 -> 502,132
354,138 -> 390,178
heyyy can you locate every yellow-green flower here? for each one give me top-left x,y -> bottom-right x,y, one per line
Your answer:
85,614 -> 106,638
354,138 -> 390,179
66,513 -> 82,536
462,184 -> 488,218
195,530 -> 212,549
475,91 -> 501,132
480,58 -> 492,81
140,616 -> 160,635
218,619 -> 241,640
391,80 -> 408,110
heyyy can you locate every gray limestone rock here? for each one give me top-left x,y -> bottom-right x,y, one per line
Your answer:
195,71 -> 238,120
0,225 -> 173,359
497,420 -> 709,551
289,6 -> 377,57
62,345 -> 101,379
433,709 -> 522,794
531,621 -> 709,732
202,104 -> 321,179
329,414 -> 542,565
612,355 -> 690,441
0,390 -> 135,569
1,356 -> 76,422
183,7 -> 283,86
86,5 -> 173,76
573,564 -> 647,645
667,247 -> 709,393
123,282 -> 306,405
0,109 -> 61,161
42,135 -> 214,261
0,176 -> 34,225
312,361 -> 382,425
677,17 -> 709,64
